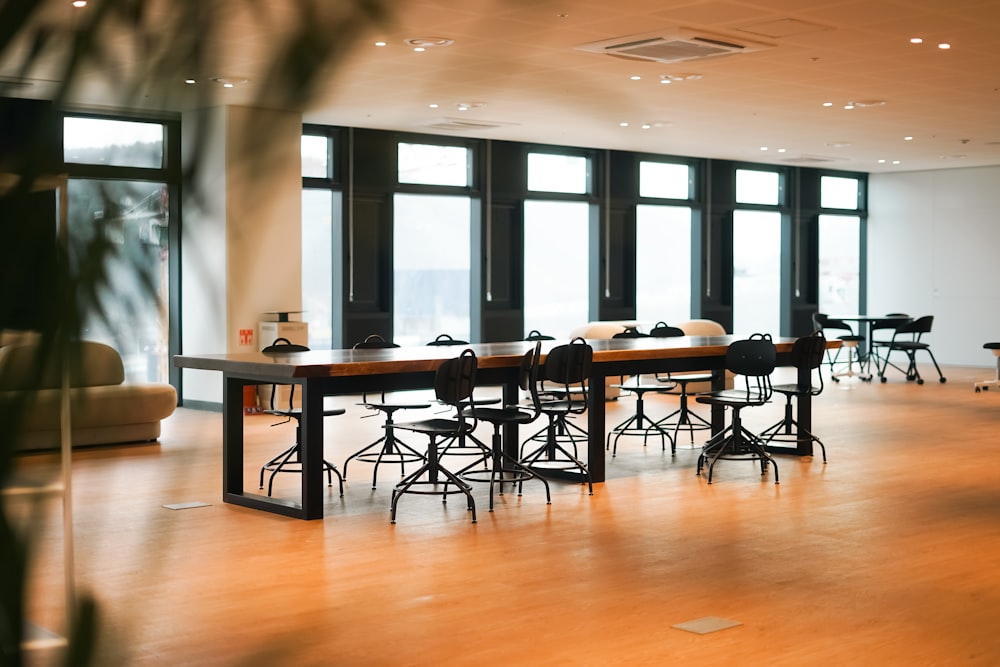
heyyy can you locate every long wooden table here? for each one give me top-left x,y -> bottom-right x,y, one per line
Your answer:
174,335 -> 820,520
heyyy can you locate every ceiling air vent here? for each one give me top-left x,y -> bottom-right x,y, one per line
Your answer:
423,117 -> 515,132
575,28 -> 773,64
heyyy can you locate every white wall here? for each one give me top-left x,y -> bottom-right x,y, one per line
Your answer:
179,105 -> 303,404
868,165 -> 1000,367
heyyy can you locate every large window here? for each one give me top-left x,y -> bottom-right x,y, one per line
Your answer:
636,160 -> 693,324
393,142 -> 472,345
733,169 -> 783,335
393,194 -> 471,346
523,151 -> 592,338
64,116 -> 171,383
302,189 -> 336,349
818,176 -> 862,315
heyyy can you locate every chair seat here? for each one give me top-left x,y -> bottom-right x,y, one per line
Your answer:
395,418 -> 474,436
771,383 -> 820,396
470,405 -> 535,425
266,407 -> 346,419
696,389 -> 768,406
889,341 -> 929,351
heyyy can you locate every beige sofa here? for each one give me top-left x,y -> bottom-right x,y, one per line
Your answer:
0,338 -> 177,451
567,319 -> 730,398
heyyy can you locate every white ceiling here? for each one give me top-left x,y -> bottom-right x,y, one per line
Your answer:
5,0 -> 1000,174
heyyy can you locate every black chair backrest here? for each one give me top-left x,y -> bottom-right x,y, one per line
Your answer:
894,315 -> 933,339
789,331 -> 826,395
518,341 -> 544,418
426,333 -> 469,346
726,333 -> 776,402
544,337 -> 592,383
353,333 -> 398,349
612,329 -> 648,339
261,338 -> 310,410
649,322 -> 685,337
261,337 -> 309,354
525,329 -> 555,341
813,313 -> 854,336
540,337 -> 592,413
434,349 -> 478,429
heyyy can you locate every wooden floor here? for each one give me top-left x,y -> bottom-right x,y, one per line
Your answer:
12,363 -> 1000,666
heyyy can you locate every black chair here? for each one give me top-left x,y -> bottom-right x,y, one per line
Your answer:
258,338 -> 346,497
426,333 -> 468,347
758,331 -> 828,463
867,314 -> 910,373
525,329 -> 556,341
606,329 -> 676,457
812,313 -> 867,382
460,341 -> 552,511
342,334 -> 430,489
648,322 -> 714,448
425,335 -> 495,470
696,333 -> 779,484
390,348 -> 481,523
877,315 -> 946,384
520,337 -> 594,495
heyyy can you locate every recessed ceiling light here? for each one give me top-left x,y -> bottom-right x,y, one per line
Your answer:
184,78 -> 196,85
760,146 -> 768,151
630,75 -> 641,81
428,103 -> 439,108
878,159 -> 887,164
72,0 -> 87,7
641,123 -> 651,129
904,136 -> 914,141
374,41 -> 387,47
619,122 -> 629,127
910,37 -> 923,44
822,102 -> 833,107
843,103 -> 855,110
938,43 -> 951,50
777,148 -> 786,153
455,102 -> 485,111
893,160 -> 901,164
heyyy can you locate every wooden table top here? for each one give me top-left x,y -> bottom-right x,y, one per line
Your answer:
174,335 -> 805,379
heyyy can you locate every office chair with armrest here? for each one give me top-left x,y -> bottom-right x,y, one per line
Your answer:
460,341 -> 551,511
696,333 -> 779,484
342,334 -> 430,489
259,338 -> 346,497
758,331 -> 828,463
606,329 -> 677,457
390,348 -> 481,523
877,315 -> 946,384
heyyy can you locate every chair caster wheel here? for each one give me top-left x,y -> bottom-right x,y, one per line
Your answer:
975,387 -> 981,393
917,379 -> 924,385
940,377 -> 947,383
880,377 -> 887,383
